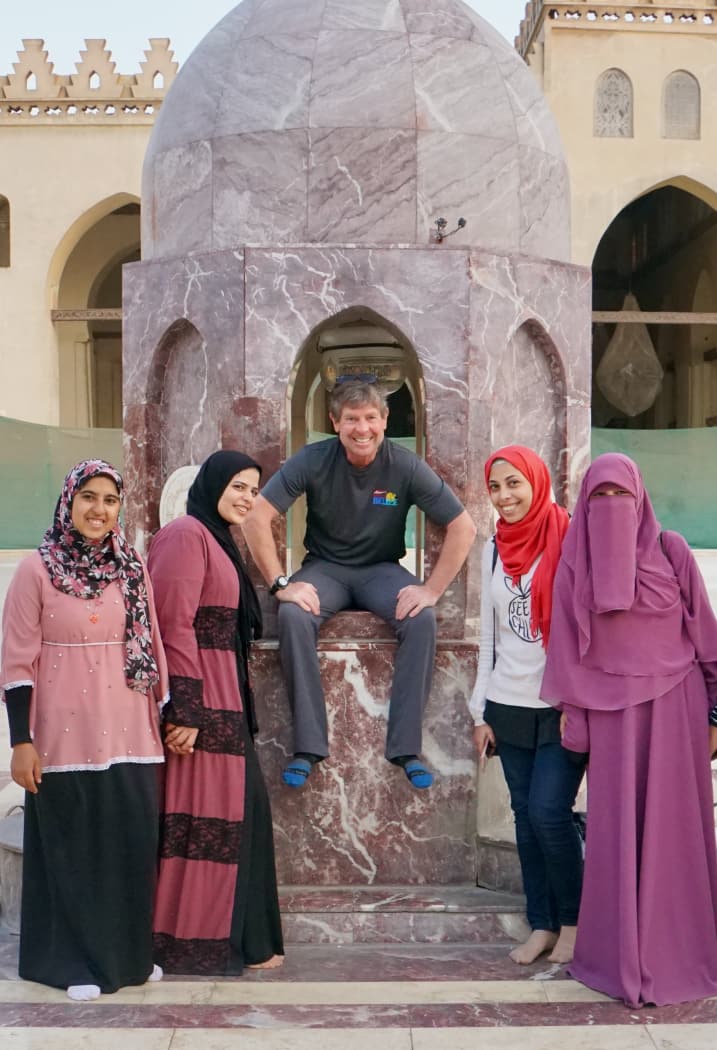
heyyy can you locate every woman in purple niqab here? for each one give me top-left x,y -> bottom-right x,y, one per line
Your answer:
543,453 -> 717,1007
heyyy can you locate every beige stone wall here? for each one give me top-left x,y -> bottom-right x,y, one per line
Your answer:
0,40 -> 176,426
521,3 -> 717,265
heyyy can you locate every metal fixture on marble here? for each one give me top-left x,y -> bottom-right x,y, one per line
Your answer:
432,216 -> 467,243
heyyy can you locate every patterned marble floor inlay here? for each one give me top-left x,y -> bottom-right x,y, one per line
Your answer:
1,928 -> 717,1040
4,1027 -> 717,1050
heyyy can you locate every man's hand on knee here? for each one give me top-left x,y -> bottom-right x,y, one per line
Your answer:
395,583 -> 439,621
277,580 -> 321,615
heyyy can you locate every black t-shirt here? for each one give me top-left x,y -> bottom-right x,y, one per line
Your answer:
261,438 -> 464,567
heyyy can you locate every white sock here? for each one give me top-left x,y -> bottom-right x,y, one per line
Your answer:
147,963 -> 163,983
67,984 -> 101,1001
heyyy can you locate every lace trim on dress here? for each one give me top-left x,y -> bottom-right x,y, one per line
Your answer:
195,709 -> 246,756
153,932 -> 231,976
43,755 -> 164,773
43,641 -> 124,647
166,675 -> 205,726
160,812 -> 243,864
2,679 -> 34,691
193,606 -> 236,650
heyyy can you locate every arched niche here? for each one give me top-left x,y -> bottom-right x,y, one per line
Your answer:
591,184 -> 717,429
594,68 -> 633,139
663,71 -> 700,141
285,306 -> 426,574
54,198 -> 140,427
492,320 -> 568,504
146,318 -> 219,486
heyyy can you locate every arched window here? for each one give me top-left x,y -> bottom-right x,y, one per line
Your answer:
663,71 -> 700,139
594,68 -> 633,138
0,197 -> 9,267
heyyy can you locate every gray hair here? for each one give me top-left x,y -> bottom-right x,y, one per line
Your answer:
328,380 -> 388,420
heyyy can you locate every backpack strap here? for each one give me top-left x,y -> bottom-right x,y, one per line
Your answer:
491,537 -> 498,667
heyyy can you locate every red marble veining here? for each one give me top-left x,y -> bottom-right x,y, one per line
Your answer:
3,998 -> 715,1029
253,641 -> 478,886
123,240 -> 590,883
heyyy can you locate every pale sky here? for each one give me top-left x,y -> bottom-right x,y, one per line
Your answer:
0,1 -> 527,75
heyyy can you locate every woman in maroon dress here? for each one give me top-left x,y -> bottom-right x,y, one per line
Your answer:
149,450 -> 283,974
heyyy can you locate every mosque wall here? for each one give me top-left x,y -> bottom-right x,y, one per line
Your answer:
0,39 -> 176,427
519,4 -> 717,265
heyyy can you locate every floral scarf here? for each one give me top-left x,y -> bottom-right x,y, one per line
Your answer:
38,459 -> 160,692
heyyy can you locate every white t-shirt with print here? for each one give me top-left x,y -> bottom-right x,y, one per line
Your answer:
469,538 -> 550,725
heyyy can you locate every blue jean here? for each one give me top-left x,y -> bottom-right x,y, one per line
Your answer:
498,740 -> 585,931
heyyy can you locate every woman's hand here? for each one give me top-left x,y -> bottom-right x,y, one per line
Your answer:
11,743 -> 42,793
164,722 -> 199,755
560,712 -> 568,739
472,724 -> 496,772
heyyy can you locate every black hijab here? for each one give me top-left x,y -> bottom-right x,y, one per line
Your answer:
187,450 -> 263,733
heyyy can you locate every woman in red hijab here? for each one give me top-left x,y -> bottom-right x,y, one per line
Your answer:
470,445 -> 585,965
543,453 -> 717,1006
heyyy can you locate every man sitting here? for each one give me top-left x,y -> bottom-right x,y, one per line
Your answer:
242,379 -> 476,789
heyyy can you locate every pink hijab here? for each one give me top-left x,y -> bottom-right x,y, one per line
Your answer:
542,453 -> 695,710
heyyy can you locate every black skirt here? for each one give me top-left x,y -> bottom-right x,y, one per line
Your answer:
484,699 -> 562,750
20,762 -> 159,993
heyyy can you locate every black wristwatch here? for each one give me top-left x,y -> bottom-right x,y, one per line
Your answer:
270,574 -> 290,596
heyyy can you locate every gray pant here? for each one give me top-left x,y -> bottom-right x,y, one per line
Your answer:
277,559 -> 437,760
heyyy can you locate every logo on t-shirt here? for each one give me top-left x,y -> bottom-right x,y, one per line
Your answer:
505,576 -> 541,644
372,490 -> 399,506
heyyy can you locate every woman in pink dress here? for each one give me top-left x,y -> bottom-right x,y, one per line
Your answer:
1,459 -> 168,1001
149,450 -> 283,975
543,452 -> 717,1006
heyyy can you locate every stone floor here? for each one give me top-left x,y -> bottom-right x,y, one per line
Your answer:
2,926 -> 717,1048
3,715 -> 717,1047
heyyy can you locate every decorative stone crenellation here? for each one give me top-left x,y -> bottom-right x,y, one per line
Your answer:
0,38 -> 178,124
517,2 -> 717,58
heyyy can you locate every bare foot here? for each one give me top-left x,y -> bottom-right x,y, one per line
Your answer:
246,954 -> 284,970
509,929 -> 558,965
548,925 -> 577,964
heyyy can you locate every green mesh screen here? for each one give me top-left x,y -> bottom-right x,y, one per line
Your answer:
0,417 -> 122,549
5,420 -> 709,550
592,428 -> 717,548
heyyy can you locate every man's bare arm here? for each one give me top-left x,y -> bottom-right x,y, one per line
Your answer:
395,509 -> 477,620
424,509 -> 477,597
241,494 -> 284,584
242,494 -> 320,615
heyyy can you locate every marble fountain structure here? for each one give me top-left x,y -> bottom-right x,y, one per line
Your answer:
122,0 -> 591,945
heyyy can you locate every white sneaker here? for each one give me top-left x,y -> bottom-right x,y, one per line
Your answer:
67,984 -> 101,1001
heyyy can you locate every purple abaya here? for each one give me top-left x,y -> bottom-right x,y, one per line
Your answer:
543,455 -> 717,1007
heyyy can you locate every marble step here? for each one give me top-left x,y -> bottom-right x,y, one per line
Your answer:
278,884 -> 529,945
0,931 -> 715,1037
0,809 -> 22,934
0,957 -> 715,1036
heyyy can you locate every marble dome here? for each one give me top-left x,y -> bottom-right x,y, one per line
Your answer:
142,0 -> 570,261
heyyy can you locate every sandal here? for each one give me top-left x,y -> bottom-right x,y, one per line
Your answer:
281,757 -> 312,788
403,759 -> 433,790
